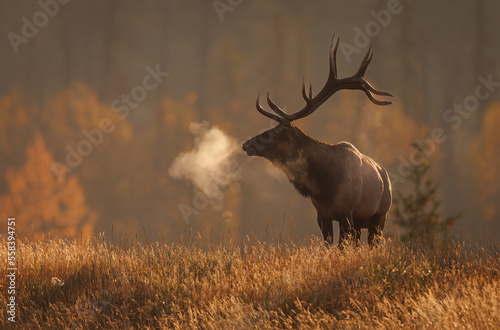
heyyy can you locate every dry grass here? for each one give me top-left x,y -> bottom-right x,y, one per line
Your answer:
1,234 -> 499,329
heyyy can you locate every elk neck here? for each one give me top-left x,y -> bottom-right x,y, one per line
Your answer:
272,131 -> 334,198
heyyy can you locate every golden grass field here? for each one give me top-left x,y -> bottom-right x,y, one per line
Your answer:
1,233 -> 499,329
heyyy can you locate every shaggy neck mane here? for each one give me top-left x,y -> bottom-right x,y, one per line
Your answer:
274,139 -> 322,198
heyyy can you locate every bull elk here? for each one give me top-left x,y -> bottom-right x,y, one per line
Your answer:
242,35 -> 393,247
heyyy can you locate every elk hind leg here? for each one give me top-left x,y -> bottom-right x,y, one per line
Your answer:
353,222 -> 362,247
339,215 -> 356,248
317,214 -> 334,246
368,213 -> 386,246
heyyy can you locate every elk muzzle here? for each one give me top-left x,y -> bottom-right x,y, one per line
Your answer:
242,140 -> 256,156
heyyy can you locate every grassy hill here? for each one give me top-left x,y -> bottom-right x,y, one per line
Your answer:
1,234 -> 499,329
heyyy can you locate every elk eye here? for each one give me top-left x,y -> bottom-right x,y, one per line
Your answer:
260,131 -> 275,143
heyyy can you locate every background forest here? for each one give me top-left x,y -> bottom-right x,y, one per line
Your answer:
0,0 -> 499,243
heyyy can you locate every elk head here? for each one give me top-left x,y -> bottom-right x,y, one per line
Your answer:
242,35 -> 393,162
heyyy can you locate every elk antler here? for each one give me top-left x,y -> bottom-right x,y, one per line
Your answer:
256,34 -> 393,125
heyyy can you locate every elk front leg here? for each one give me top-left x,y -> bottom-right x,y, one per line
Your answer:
317,214 -> 333,245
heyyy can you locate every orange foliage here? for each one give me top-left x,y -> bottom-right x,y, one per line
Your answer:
468,103 -> 500,220
0,133 -> 96,239
0,85 -> 36,155
159,92 -> 201,156
161,92 -> 199,130
42,81 -> 133,149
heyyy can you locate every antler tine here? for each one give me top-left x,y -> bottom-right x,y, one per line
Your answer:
354,46 -> 393,105
361,79 -> 394,97
329,34 -> 339,78
360,88 -> 392,106
301,78 -> 314,102
357,46 -> 373,77
256,94 -> 284,123
301,77 -> 310,102
333,37 -> 340,77
329,34 -> 334,74
266,92 -> 288,118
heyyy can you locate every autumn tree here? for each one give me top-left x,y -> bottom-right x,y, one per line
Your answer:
42,81 -> 133,161
0,133 -> 96,240
42,82 -> 135,231
0,86 -> 38,192
468,103 -> 500,225
392,143 -> 458,243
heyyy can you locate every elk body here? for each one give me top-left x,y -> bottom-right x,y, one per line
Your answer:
242,36 -> 392,247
